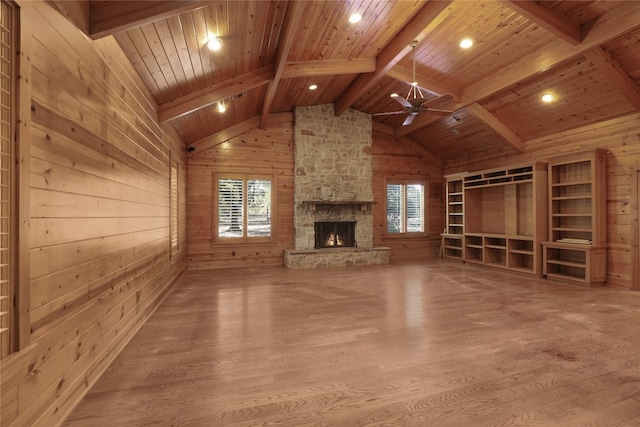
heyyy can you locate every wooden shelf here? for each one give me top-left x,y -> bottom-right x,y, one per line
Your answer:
543,149 -> 607,286
444,175 -> 466,257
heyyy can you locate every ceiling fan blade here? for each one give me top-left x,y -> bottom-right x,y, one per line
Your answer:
402,114 -> 416,126
391,95 -> 413,109
372,110 -> 406,116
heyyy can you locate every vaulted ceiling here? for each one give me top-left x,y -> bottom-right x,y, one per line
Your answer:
66,1 -> 640,162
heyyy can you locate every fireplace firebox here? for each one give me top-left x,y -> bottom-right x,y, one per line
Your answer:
314,221 -> 356,249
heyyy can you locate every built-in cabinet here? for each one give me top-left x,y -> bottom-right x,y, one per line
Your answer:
444,163 -> 548,275
542,149 -> 607,285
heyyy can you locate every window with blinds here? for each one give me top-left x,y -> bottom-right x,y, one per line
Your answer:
386,180 -> 426,235
0,0 -> 16,358
170,161 -> 179,255
217,175 -> 272,241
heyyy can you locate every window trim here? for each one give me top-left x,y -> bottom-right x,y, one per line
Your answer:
212,172 -> 276,244
384,178 -> 428,238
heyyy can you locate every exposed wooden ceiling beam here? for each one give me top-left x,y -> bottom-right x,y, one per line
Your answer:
187,112 -> 293,157
584,47 -> 640,111
503,1 -> 582,46
462,2 -> 640,106
282,58 -> 376,79
333,0 -> 452,117
394,2 -> 640,138
158,66 -> 273,123
386,65 -> 461,103
465,103 -> 526,153
260,0 -> 305,129
188,116 -> 260,157
89,1 -> 214,39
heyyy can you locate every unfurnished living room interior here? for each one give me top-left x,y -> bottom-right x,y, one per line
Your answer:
2,1 -> 640,426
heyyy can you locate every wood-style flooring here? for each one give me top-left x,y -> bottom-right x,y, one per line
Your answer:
63,260 -> 640,426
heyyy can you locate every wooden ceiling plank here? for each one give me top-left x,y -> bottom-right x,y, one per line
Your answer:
462,1 -> 640,106
188,112 -> 292,157
503,0 -> 582,46
372,122 -> 444,166
584,47 -> 640,111
188,116 -> 261,157
465,103 -> 525,153
158,65 -> 274,122
89,1 -> 216,39
333,0 -> 452,117
386,65 -> 461,102
260,0 -> 305,128
282,58 -> 376,79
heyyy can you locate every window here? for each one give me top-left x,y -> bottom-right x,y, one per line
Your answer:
215,174 -> 273,241
386,180 -> 426,235
0,0 -> 17,358
170,160 -> 179,256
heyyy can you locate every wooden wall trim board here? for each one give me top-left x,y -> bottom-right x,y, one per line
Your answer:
631,167 -> 640,291
2,2 -> 187,426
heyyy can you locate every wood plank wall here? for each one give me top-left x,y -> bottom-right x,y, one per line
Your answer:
187,115 -> 446,269
187,114 -> 295,269
372,127 -> 445,261
0,2 -> 187,426
444,112 -> 640,289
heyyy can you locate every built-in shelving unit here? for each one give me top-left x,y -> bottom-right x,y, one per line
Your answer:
443,175 -> 465,260
460,162 -> 548,275
542,149 -> 607,286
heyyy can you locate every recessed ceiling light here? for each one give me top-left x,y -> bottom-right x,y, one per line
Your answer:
390,93 -> 399,98
349,13 -> 362,24
451,129 -> 460,136
217,101 -> 226,113
207,36 -> 223,51
541,93 -> 556,103
460,38 -> 473,49
309,84 -> 318,90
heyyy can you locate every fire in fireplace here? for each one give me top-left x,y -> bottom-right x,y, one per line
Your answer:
314,221 -> 356,249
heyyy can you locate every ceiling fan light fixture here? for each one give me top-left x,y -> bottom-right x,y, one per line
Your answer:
349,13 -> 362,24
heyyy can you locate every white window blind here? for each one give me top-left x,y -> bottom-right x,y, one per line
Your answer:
218,178 -> 244,238
217,176 -> 272,241
386,181 -> 425,234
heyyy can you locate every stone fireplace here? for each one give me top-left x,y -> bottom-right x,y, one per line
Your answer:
283,104 -> 389,268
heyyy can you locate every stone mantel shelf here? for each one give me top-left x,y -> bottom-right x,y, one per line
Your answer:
299,200 -> 376,211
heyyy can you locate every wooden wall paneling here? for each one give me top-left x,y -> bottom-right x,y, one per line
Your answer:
372,130 -> 444,260
1,2 -> 188,426
28,7 -> 167,164
187,119 -> 294,269
632,167 -> 640,291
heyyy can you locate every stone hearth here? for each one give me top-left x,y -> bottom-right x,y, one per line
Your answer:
284,104 -> 389,269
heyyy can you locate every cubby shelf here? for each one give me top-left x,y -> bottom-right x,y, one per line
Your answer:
542,149 -> 608,286
445,164 -> 548,275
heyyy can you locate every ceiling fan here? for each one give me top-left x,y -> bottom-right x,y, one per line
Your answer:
374,40 -> 453,126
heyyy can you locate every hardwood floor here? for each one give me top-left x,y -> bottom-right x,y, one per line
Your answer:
63,260 -> 640,426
